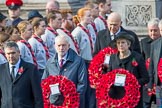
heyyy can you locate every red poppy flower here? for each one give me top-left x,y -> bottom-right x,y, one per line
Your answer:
148,84 -> 156,96
145,58 -> 150,70
96,68 -> 141,108
131,58 -> 138,67
41,75 -> 79,108
158,58 -> 162,83
88,47 -> 118,89
18,67 -> 24,75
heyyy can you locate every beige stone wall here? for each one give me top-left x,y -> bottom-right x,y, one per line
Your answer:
0,0 -> 86,19
1,0 -> 162,36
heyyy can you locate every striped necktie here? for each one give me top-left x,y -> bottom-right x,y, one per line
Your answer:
11,66 -> 15,81
60,59 -> 64,68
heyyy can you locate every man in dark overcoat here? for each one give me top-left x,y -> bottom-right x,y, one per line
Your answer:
93,12 -> 141,55
0,41 -> 43,108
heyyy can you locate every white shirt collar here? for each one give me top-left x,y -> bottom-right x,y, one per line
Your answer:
58,52 -> 68,62
110,27 -> 121,36
9,57 -> 21,74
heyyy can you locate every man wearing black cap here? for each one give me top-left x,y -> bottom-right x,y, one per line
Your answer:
5,0 -> 23,27
0,12 -> 7,32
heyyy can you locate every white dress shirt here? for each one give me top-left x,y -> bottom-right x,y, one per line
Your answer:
58,53 -> 68,66
9,58 -> 21,77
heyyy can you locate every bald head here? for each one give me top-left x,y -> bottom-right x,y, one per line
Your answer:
107,12 -> 122,34
46,0 -> 60,14
108,12 -> 121,22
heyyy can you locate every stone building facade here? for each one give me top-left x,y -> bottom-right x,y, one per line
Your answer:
0,0 -> 162,37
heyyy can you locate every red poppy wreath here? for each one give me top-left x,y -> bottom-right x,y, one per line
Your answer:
96,68 -> 141,108
88,47 -> 118,88
41,75 -> 79,108
158,58 -> 162,83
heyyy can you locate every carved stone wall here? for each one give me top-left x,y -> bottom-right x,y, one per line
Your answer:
125,5 -> 152,26
111,0 -> 162,36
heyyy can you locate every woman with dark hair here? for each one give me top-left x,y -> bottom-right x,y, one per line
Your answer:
104,31 -> 149,108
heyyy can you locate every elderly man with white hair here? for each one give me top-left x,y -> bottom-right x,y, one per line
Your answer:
42,35 -> 87,108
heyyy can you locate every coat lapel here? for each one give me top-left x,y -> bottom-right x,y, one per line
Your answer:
103,30 -> 111,46
4,63 -> 13,82
154,38 -> 162,69
13,60 -> 25,83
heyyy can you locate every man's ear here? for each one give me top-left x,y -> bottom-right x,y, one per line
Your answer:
99,3 -> 104,9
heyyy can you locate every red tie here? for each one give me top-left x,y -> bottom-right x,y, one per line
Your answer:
33,35 -> 50,60
60,28 -> 80,54
19,40 -> 38,66
60,59 -> 64,68
78,24 -> 93,54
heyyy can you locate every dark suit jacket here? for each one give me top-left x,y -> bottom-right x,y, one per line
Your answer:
140,37 -> 153,60
93,27 -> 141,55
148,37 -> 162,89
140,37 -> 153,103
0,59 -> 43,108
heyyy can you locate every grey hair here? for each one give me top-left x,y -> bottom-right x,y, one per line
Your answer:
4,41 -> 19,52
147,18 -> 160,27
55,35 -> 70,44
158,19 -> 162,28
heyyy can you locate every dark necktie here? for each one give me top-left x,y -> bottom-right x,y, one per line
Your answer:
60,59 -> 64,68
11,66 -> 15,81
